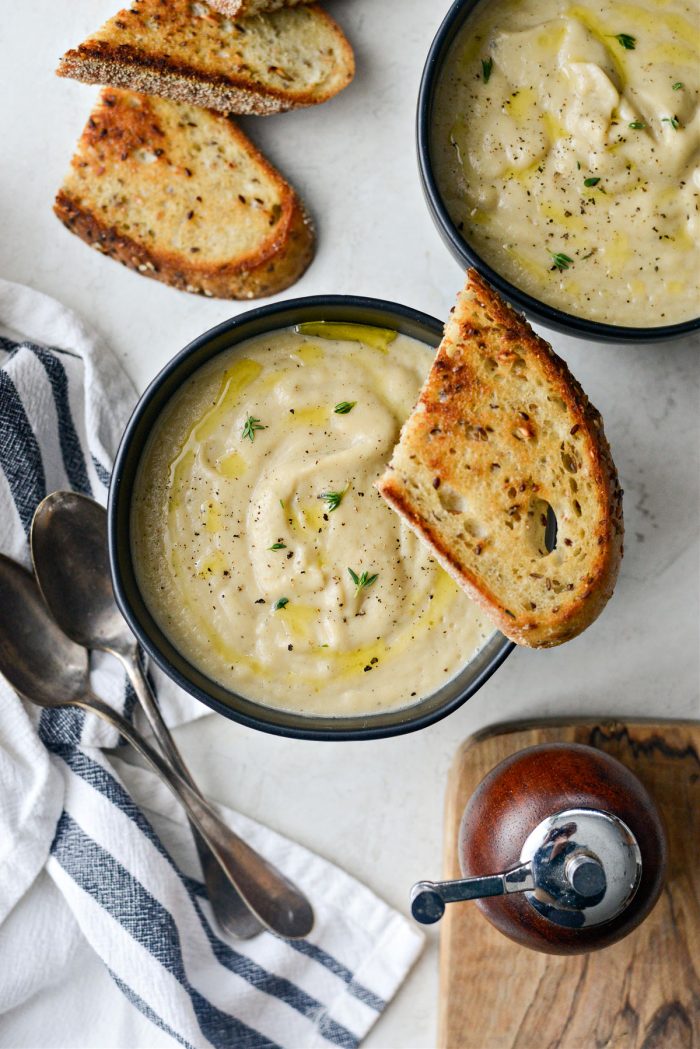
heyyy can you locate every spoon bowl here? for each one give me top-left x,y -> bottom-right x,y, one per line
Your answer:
32,491 -> 130,654
0,553 -> 88,706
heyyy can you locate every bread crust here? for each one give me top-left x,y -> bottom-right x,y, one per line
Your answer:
208,0 -> 312,16
377,270 -> 623,648
54,90 -> 315,299
57,4 -> 355,116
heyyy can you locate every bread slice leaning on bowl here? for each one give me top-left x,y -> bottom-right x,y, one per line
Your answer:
56,0 -> 355,116
54,88 -> 315,299
376,271 -> 623,648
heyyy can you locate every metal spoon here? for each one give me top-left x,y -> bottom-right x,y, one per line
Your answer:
31,491 -> 263,940
0,554 -> 314,941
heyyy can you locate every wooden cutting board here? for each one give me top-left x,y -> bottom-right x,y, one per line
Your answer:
439,719 -> 700,1049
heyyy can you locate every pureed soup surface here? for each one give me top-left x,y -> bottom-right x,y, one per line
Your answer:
132,325 -> 491,717
432,0 -> 699,326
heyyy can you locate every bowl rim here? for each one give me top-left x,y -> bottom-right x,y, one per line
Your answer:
108,294 -> 515,742
416,0 -> 700,344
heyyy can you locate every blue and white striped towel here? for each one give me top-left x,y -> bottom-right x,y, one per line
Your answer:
0,279 -> 423,1049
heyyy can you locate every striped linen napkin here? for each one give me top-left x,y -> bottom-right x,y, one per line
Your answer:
0,279 -> 423,1049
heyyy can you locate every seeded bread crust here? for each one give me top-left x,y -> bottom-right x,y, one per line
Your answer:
57,0 -> 355,116
208,0 -> 311,16
376,271 -> 623,648
54,89 -> 315,299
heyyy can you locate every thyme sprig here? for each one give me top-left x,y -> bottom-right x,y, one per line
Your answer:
481,57 -> 493,83
319,490 -> 346,512
334,401 -> 356,415
550,252 -> 574,271
348,568 -> 379,594
613,33 -> 636,49
242,415 -> 267,442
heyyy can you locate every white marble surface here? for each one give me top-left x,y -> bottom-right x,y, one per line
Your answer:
2,2 -> 699,1046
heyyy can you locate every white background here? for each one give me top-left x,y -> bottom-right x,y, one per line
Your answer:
1,2 -> 699,1046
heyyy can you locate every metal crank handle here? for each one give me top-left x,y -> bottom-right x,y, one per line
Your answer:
410,864 -> 535,924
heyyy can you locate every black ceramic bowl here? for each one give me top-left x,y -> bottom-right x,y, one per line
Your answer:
109,296 -> 513,741
417,0 -> 700,344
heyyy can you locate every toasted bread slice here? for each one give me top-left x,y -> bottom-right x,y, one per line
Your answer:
209,0 -> 312,15
57,0 -> 354,116
377,271 -> 623,648
54,88 -> 314,299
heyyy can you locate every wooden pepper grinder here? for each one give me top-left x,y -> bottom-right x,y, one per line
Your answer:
411,743 -> 668,954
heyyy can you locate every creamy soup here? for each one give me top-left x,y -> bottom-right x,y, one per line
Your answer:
132,324 -> 491,716
432,0 -> 700,326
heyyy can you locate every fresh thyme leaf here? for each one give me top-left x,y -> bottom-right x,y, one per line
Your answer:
662,116 -> 681,129
672,82 -> 683,90
628,120 -> 646,129
347,567 -> 378,593
550,252 -> 574,271
273,597 -> 289,611
334,401 -> 356,415
583,177 -> 600,187
614,33 -> 636,49
269,542 -> 287,550
242,415 -> 267,442
318,490 -> 345,512
481,57 -> 493,83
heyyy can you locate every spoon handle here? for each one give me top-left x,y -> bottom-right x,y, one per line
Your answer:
74,692 -> 314,940
122,651 -> 195,785
121,650 -> 264,939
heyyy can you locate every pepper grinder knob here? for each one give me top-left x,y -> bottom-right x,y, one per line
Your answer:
566,854 -> 605,897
